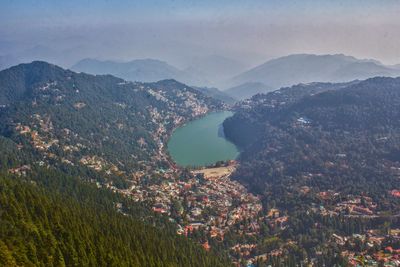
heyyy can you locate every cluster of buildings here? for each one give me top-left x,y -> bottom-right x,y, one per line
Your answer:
315,192 -> 380,218
15,114 -> 59,152
390,190 -> 400,198
8,165 -> 31,176
126,162 -> 263,244
332,229 -> 400,266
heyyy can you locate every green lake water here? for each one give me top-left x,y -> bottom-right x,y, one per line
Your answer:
167,111 -> 239,167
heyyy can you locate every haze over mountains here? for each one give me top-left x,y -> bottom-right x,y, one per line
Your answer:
224,82 -> 273,100
70,53 -> 400,101
0,55 -> 19,71
3,52 -> 400,103
71,55 -> 248,88
184,55 -> 247,86
228,54 -> 400,99
0,45 -> 82,70
71,58 -> 208,86
192,86 -> 236,104
70,57 -> 241,103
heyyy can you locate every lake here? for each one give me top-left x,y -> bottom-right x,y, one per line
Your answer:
167,111 -> 239,167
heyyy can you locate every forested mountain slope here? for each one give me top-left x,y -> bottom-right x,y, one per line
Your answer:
0,62 -> 223,187
222,77 -> 400,263
0,62 -> 230,266
225,81 -> 356,147
225,77 -> 400,203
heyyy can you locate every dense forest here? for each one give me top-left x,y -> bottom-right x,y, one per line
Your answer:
0,169 -> 230,266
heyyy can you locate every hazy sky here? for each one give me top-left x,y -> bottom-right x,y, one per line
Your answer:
1,0 -> 400,67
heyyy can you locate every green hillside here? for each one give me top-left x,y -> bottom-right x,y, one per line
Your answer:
0,62 -> 230,266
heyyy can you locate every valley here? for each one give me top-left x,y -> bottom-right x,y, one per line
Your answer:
2,61 -> 400,266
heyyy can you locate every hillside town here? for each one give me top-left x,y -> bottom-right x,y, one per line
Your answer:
11,104 -> 400,266
8,80 -> 266,262
8,79 -> 400,266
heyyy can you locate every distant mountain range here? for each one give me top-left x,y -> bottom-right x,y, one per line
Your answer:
224,82 -> 273,100
184,55 -> 247,87
226,54 -> 400,99
71,58 -> 208,85
392,64 -> 400,70
6,53 -> 400,102
71,58 -> 239,103
192,86 -> 237,104
72,54 -> 400,102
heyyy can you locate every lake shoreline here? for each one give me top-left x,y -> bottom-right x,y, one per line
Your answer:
167,111 -> 239,167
